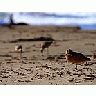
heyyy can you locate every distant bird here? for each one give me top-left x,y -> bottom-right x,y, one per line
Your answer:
15,45 -> 22,60
65,48 -> 91,69
8,14 -> 14,29
10,14 -> 14,24
40,41 -> 52,56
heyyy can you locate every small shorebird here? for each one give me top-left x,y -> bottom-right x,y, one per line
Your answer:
65,48 -> 91,69
40,41 -> 52,56
15,45 -> 22,60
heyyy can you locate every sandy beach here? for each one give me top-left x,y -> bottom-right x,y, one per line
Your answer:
0,25 -> 96,85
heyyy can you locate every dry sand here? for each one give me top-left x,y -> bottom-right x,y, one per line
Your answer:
0,25 -> 96,85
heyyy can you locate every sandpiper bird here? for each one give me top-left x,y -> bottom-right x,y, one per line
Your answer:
40,41 -> 52,56
65,48 -> 91,69
15,45 -> 22,59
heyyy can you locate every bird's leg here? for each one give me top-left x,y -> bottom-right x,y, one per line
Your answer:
42,52 -> 43,57
66,60 -> 69,67
20,51 -> 22,60
75,64 -> 77,70
17,52 -> 19,60
41,51 -> 43,57
40,48 -> 44,56
16,52 -> 19,63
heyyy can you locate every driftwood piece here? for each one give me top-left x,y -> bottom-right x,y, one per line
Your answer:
3,37 -> 54,43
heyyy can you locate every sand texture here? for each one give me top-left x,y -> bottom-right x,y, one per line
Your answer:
0,25 -> 96,85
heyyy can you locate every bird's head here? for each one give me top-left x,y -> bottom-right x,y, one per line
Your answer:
66,48 -> 73,54
15,45 -> 18,51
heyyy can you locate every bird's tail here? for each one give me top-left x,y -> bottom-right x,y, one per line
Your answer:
86,57 -> 91,61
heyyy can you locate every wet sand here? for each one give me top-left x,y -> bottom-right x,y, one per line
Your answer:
0,25 -> 96,85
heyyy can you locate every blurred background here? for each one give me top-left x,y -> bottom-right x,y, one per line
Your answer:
1,12 -> 96,30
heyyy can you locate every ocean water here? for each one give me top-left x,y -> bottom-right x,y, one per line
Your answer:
0,12 -> 96,30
